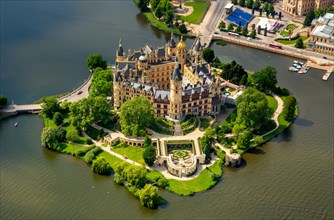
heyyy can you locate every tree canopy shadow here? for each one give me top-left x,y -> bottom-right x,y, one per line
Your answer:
293,118 -> 313,127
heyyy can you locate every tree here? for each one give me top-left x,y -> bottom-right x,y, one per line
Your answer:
239,74 -> 248,86
164,9 -> 174,25
143,135 -> 152,148
155,6 -> 163,19
250,29 -> 256,39
119,96 -> 154,137
86,54 -> 107,70
242,26 -> 248,36
143,145 -> 155,166
315,7 -> 334,18
238,0 -> 245,7
139,184 -> 159,209
41,127 -> 66,151
268,4 -> 274,14
253,0 -> 261,10
218,21 -> 226,30
303,10 -> 315,27
246,0 -> 253,9
295,37 -> 304,48
227,23 -> 234,32
40,97 -> 61,118
221,60 -> 248,85
53,112 -> 63,126
92,158 -> 112,175
134,0 -> 149,12
150,0 -> 160,11
89,68 -> 113,98
231,0 -> 238,4
200,134 -> 213,162
203,48 -> 215,63
262,2 -> 269,12
123,165 -> 147,188
236,88 -> 271,129
0,95 -> 8,106
235,25 -> 241,33
66,129 -> 80,143
178,24 -> 188,34
283,96 -> 297,122
237,130 -> 253,149
251,66 -> 277,93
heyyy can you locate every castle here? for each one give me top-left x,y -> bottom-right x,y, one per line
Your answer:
113,34 -> 222,121
282,0 -> 334,16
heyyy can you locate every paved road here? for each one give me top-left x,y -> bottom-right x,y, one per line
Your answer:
199,0 -> 228,47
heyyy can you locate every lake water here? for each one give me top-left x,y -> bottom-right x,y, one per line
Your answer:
1,1 -> 333,219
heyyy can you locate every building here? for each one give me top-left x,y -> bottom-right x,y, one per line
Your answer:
113,35 -> 222,121
282,0 -> 334,16
308,25 -> 334,55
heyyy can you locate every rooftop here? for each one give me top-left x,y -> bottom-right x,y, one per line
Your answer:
311,25 -> 334,39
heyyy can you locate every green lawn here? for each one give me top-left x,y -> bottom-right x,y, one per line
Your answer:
180,1 -> 208,24
200,118 -> 211,130
167,160 -> 223,196
275,36 -> 308,45
61,143 -> 90,155
280,24 -> 297,37
112,145 -> 146,165
266,95 -> 278,115
43,116 -> 57,128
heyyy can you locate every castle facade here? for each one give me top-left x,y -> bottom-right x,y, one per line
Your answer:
113,35 -> 222,120
282,0 -> 334,16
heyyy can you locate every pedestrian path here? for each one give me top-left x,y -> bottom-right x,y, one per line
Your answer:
173,122 -> 183,136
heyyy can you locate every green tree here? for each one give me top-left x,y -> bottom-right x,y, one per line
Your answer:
295,37 -> 304,48
200,134 -> 214,162
134,0 -> 149,12
218,21 -> 226,30
119,96 -> 154,137
66,129 -> 80,143
250,29 -> 256,39
237,130 -> 253,149
235,25 -> 241,33
304,10 -> 315,27
53,112 -> 63,126
227,23 -> 234,32
86,54 -> 107,70
155,6 -> 163,19
139,184 -> 159,209
231,0 -> 238,4
239,73 -> 248,85
203,48 -> 215,63
283,96 -> 297,122
150,0 -> 160,11
253,0 -> 261,10
164,9 -> 174,25
239,0 -> 245,7
246,0 -> 253,9
143,145 -> 155,166
262,2 -> 269,12
0,95 -> 8,106
251,66 -> 277,93
268,4 -> 274,14
92,158 -> 112,175
242,26 -> 248,36
123,165 -> 147,188
41,127 -> 66,151
143,135 -> 152,148
89,68 -> 113,98
236,88 -> 271,129
221,61 -> 247,85
40,97 -> 61,118
178,24 -> 188,34
315,7 -> 334,18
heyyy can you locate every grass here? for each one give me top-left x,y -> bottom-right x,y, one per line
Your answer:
33,92 -> 69,104
200,118 -> 211,130
179,1 -> 209,24
43,116 -> 57,128
167,160 -> 223,196
280,24 -> 297,37
181,115 -> 198,134
275,36 -> 308,45
61,143 -> 90,155
112,145 -> 146,165
266,95 -> 278,115
216,40 -> 227,47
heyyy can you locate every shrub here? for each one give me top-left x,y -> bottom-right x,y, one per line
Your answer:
66,130 -> 80,143
53,112 -> 64,126
92,158 -> 112,175
84,151 -> 95,164
157,178 -> 169,189
114,173 -> 125,185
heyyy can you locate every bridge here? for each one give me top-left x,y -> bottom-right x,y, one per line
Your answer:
0,72 -> 93,117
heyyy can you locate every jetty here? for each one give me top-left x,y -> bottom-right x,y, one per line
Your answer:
322,71 -> 332,81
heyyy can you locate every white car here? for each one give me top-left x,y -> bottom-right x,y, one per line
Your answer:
247,37 -> 252,41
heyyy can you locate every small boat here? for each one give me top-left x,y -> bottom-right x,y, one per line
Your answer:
296,65 -> 302,69
14,122 -> 18,127
293,63 -> 299,67
293,60 -> 299,64
298,62 -> 304,66
289,67 -> 298,72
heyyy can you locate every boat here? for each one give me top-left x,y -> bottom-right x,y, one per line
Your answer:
289,67 -> 298,72
293,60 -> 299,64
298,62 -> 304,66
293,63 -> 299,67
14,122 -> 18,127
296,65 -> 302,69
322,71 -> 332,81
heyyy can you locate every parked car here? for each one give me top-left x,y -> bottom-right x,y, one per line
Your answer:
77,91 -> 82,95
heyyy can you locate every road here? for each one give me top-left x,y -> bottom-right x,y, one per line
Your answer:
199,0 -> 228,47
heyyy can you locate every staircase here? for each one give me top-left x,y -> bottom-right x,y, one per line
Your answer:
173,122 -> 183,136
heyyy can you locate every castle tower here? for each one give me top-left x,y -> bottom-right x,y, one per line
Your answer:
168,63 -> 183,120
194,36 -> 202,57
113,72 -> 122,110
116,39 -> 125,62
169,32 -> 177,56
138,53 -> 148,70
176,36 -> 187,74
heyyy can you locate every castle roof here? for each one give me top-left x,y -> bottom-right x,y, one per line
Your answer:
194,37 -> 202,51
154,90 -> 170,100
172,63 -> 182,81
157,47 -> 165,59
118,39 -> 123,56
170,32 -> 176,48
176,36 -> 187,50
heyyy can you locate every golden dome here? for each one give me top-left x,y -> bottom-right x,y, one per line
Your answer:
176,36 -> 187,50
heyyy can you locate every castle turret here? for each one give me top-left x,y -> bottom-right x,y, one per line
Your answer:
176,36 -> 187,74
116,39 -> 125,62
169,32 -> 177,56
169,62 -> 183,120
194,36 -> 202,56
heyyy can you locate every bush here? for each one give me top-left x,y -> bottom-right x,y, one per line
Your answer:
86,138 -> 93,145
92,158 -> 112,175
84,151 -> 95,164
66,130 -> 80,143
114,173 -> 125,185
157,177 -> 169,189
53,112 -> 63,126
75,145 -> 95,157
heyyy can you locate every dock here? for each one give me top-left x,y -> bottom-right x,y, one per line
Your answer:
322,71 -> 332,81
